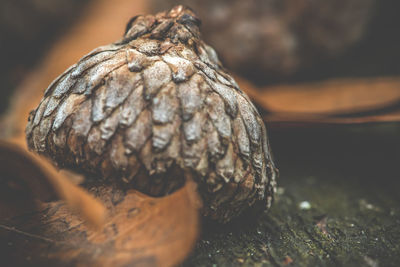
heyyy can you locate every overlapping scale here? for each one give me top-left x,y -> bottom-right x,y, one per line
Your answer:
26,6 -> 277,222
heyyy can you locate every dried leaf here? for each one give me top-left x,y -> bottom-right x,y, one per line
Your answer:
237,76 -> 400,124
0,180 -> 200,267
264,110 -> 400,126
0,140 -> 106,228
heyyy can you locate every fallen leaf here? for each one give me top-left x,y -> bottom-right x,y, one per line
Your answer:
241,77 -> 400,115
0,180 -> 200,267
263,110 -> 400,126
0,139 -> 201,266
0,140 -> 106,228
237,76 -> 400,125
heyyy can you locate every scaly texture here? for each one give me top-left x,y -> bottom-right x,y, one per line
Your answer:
26,5 -> 278,222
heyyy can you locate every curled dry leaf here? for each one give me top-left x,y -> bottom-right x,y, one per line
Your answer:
0,139 -> 200,266
0,140 -> 106,228
237,76 -> 400,125
0,179 -> 200,267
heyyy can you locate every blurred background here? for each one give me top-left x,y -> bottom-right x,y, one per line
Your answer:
0,0 -> 89,114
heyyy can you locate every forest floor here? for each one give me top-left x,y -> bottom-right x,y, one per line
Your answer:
183,124 -> 400,266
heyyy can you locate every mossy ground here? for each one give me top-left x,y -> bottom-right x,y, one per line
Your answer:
183,124 -> 400,266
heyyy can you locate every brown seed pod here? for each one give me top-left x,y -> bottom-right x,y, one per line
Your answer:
25,5 -> 278,222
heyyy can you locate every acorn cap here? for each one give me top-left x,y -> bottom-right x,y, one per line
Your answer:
26,5 -> 278,222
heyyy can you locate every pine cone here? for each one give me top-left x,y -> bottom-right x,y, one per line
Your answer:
26,6 -> 278,222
